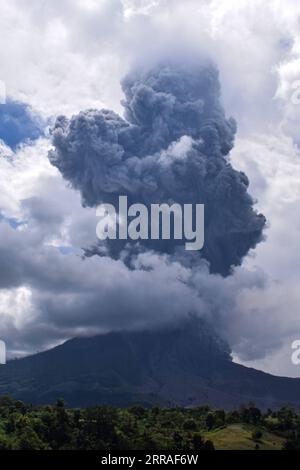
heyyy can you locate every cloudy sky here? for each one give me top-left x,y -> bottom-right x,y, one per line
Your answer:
0,0 -> 300,378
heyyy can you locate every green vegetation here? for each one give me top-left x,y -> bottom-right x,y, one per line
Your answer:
204,424 -> 284,450
0,396 -> 298,450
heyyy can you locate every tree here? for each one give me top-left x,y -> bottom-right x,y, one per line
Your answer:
173,431 -> 184,450
215,409 -> 226,426
204,440 -> 215,451
16,425 -> 48,450
252,429 -> 263,441
183,419 -> 197,431
192,433 -> 204,451
81,407 -> 119,450
248,407 -> 262,425
205,413 -> 215,430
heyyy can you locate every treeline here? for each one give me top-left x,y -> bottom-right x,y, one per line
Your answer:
0,396 -> 299,450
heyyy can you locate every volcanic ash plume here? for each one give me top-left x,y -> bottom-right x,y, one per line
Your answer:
49,60 -> 265,275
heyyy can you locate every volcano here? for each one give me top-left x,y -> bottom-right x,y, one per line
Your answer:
0,319 -> 299,409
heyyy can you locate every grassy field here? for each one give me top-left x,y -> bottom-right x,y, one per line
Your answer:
204,424 -> 285,450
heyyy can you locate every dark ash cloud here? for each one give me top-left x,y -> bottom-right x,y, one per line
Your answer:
49,60 -> 265,275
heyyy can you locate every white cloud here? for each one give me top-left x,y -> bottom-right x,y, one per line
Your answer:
227,133 -> 300,375
0,0 -> 298,126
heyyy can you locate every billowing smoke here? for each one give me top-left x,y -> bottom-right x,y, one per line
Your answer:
49,60 -> 265,275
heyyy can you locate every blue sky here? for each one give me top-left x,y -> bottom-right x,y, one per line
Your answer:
0,100 -> 44,149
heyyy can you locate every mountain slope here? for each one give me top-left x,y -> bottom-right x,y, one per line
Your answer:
0,320 -> 299,409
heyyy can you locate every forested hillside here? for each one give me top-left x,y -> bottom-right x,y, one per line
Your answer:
0,396 -> 298,450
